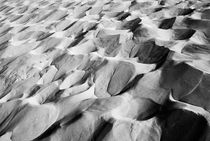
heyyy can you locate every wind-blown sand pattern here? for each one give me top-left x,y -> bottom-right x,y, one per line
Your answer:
0,0 -> 210,140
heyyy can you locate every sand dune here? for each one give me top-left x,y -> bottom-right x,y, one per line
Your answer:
0,0 -> 210,140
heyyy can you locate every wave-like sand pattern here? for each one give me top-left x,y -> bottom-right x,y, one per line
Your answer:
0,0 -> 209,140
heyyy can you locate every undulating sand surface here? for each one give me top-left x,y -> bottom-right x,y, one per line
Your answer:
0,0 -> 210,140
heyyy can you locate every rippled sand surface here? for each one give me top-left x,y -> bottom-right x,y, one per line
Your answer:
0,0 -> 210,141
